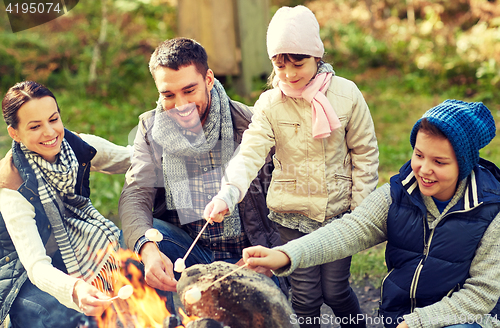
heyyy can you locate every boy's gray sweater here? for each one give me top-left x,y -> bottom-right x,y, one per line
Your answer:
274,182 -> 500,328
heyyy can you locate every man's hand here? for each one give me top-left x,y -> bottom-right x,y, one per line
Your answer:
140,242 -> 177,291
0,150 -> 23,190
243,246 -> 291,271
203,198 -> 229,223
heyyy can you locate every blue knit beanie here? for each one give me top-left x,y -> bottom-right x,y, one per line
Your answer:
410,99 -> 496,181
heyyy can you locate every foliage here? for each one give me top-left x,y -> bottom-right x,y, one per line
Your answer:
0,0 -> 176,99
1,0 -> 500,282
307,0 -> 500,101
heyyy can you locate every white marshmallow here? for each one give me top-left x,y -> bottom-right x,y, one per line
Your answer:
174,258 -> 186,273
145,228 -> 163,242
117,285 -> 134,299
184,287 -> 202,304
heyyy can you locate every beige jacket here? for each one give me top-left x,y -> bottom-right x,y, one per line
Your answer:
223,76 -> 379,222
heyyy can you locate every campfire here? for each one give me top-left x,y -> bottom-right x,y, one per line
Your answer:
95,249 -> 200,328
95,250 -> 296,328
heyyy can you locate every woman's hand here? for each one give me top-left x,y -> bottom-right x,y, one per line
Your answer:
243,246 -> 291,271
0,150 -> 23,190
73,280 -> 112,317
203,198 -> 229,223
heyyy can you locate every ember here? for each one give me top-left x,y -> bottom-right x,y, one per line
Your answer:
177,262 -> 298,328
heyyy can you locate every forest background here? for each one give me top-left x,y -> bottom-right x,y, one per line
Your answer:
1,0 -> 499,287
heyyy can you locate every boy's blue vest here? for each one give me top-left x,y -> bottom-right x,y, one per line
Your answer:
379,159 -> 500,328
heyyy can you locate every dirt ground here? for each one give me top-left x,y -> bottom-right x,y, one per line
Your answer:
320,282 -> 383,328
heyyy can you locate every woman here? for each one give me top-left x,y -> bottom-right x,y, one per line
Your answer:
0,81 -> 127,328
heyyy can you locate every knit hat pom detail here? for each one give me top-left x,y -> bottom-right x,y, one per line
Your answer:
266,5 -> 324,59
410,99 -> 496,181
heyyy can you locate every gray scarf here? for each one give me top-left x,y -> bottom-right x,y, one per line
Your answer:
151,79 -> 241,237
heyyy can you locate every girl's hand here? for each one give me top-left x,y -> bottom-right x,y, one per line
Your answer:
243,246 -> 291,271
203,198 -> 229,223
73,280 -> 112,317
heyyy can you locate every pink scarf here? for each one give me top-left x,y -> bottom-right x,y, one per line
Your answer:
278,72 -> 341,138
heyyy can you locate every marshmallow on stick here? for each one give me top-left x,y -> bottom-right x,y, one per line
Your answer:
110,285 -> 134,301
174,220 -> 211,273
145,228 -> 163,242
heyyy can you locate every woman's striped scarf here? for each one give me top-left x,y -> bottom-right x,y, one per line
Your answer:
20,140 -> 120,292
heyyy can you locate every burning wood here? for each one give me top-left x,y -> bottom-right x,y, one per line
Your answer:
177,262 -> 298,328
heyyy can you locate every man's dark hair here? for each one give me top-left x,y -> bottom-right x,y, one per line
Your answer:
149,37 -> 209,78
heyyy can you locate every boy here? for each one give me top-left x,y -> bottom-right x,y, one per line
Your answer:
243,100 -> 500,328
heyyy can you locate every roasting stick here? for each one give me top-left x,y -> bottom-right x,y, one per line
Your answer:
184,220 -> 210,261
184,262 -> 250,304
174,219 -> 211,272
207,262 -> 250,288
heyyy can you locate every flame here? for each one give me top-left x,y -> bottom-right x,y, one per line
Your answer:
178,308 -> 200,326
95,248 -> 172,328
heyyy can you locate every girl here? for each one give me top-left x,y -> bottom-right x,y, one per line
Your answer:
0,81 -> 125,328
243,100 -> 500,328
205,5 -> 378,328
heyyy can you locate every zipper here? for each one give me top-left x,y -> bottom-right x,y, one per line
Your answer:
380,267 -> 395,306
407,205 -> 479,312
278,122 -> 300,133
409,226 -> 435,312
79,161 -> 91,195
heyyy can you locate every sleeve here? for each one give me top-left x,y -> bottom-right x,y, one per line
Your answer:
217,92 -> 276,202
118,121 -> 158,251
345,85 -> 379,210
0,188 -> 81,312
404,212 -> 500,328
273,184 -> 391,276
78,133 -> 133,175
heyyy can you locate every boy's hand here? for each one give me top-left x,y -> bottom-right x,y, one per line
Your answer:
243,246 -> 291,271
235,258 -> 273,277
203,198 -> 229,223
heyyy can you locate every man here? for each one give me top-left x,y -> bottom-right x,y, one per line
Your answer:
119,38 -> 281,294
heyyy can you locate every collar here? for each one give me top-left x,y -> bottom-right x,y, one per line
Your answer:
398,159 -> 500,212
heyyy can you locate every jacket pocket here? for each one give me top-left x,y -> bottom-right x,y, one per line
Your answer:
268,178 -> 297,211
276,121 -> 301,146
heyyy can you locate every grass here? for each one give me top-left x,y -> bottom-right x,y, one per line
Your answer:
2,67 -> 499,288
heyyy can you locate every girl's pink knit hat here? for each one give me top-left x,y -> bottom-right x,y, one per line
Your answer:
266,5 -> 324,59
